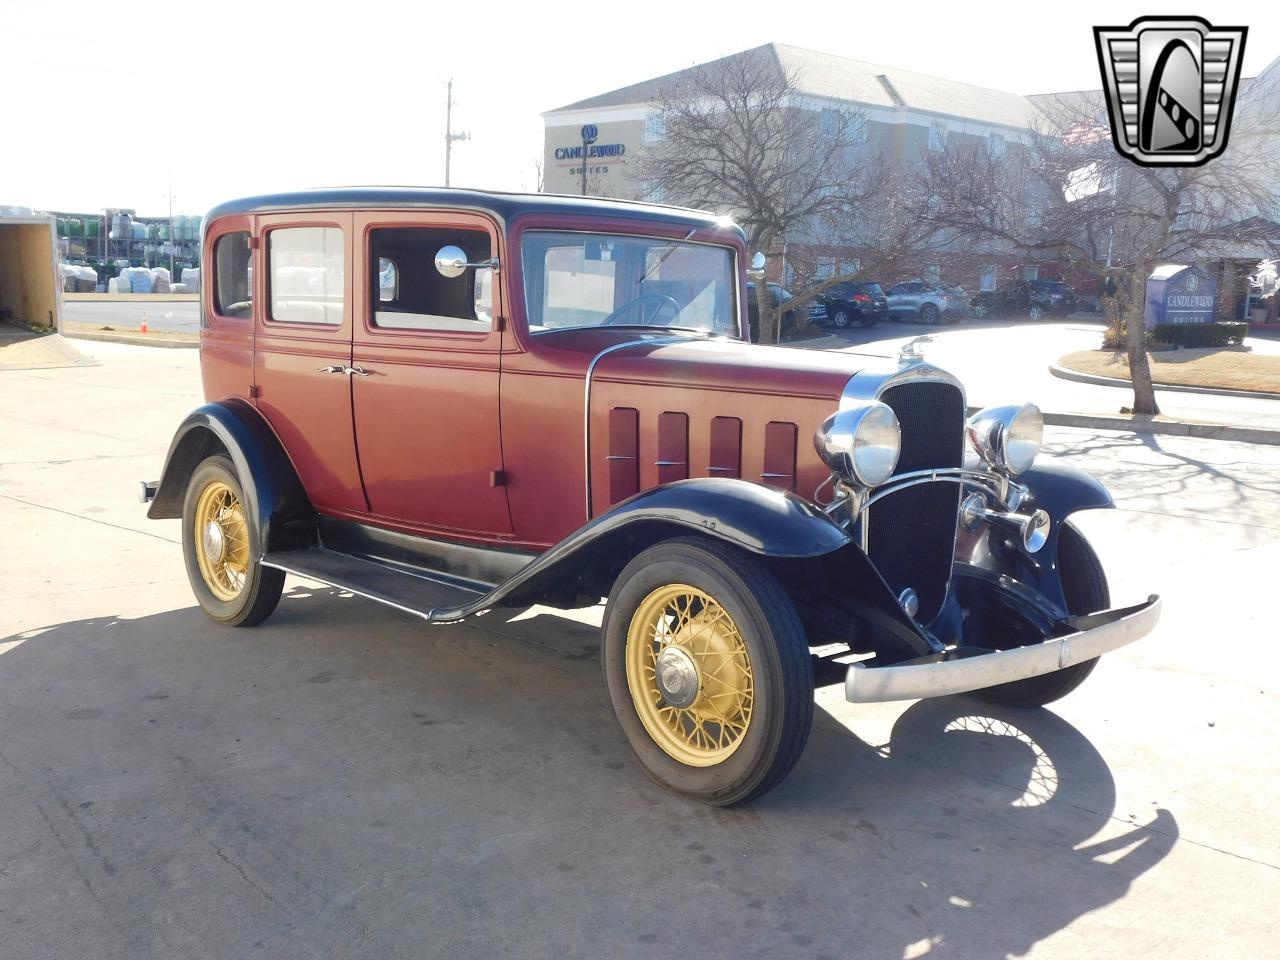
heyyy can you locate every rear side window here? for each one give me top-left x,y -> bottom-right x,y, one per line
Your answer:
269,227 -> 345,325
368,226 -> 493,332
213,231 -> 253,319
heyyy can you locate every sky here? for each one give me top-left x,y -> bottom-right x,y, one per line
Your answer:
3,0 -> 1277,216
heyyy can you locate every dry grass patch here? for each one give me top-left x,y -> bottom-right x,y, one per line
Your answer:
1060,348 -> 1280,395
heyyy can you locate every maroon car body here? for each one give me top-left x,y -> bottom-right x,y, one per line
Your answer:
142,188 -> 1159,805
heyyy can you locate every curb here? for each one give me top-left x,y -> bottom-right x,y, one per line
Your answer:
63,329 -> 197,350
1050,362 -> 1280,402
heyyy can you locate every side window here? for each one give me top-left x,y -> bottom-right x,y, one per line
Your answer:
888,284 -> 905,295
269,227 -> 344,325
214,231 -> 253,319
369,226 -> 493,332
378,257 -> 398,302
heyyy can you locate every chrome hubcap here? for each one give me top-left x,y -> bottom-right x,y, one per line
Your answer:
654,646 -> 700,709
203,521 -> 225,565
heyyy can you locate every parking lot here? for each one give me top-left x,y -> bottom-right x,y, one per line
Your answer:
3,338 -> 1279,959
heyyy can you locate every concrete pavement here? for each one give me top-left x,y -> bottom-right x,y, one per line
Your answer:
802,318 -> 1280,433
2,340 -> 1278,959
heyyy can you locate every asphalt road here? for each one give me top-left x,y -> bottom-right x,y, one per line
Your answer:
62,300 -> 200,333
2,340 -> 1278,958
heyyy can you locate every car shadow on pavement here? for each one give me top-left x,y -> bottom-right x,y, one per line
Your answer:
0,589 -> 1177,959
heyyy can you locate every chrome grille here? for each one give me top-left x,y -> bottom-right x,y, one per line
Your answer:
867,381 -> 966,623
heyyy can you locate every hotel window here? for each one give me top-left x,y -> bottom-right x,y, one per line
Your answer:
645,112 -> 666,142
929,121 -> 948,152
820,108 -> 867,143
988,133 -> 1006,157
1022,266 -> 1040,281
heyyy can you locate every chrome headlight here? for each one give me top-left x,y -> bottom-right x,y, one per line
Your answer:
967,403 -> 1043,475
815,402 -> 901,488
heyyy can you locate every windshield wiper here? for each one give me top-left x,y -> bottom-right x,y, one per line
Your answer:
637,227 -> 697,286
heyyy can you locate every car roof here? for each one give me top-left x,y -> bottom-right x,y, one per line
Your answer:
204,186 -> 741,238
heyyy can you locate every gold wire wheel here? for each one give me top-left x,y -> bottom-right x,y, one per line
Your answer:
625,583 -> 754,767
192,480 -> 251,602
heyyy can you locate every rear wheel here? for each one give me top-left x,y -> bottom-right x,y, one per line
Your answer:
602,537 -> 813,806
182,455 -> 284,627
831,307 -> 851,329
1028,303 -> 1045,321
972,301 -> 989,319
920,303 -> 939,324
977,521 -> 1108,707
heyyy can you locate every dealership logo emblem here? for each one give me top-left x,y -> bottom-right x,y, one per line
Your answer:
1094,16 -> 1247,166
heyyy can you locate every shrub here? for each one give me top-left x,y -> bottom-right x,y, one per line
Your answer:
1102,322 -> 1248,349
1150,322 -> 1248,348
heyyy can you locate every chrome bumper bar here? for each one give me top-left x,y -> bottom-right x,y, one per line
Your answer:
845,595 -> 1161,703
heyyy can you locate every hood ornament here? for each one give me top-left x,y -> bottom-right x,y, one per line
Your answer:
899,335 -> 934,365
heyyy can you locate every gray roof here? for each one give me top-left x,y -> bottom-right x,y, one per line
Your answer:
547,42 -> 1044,130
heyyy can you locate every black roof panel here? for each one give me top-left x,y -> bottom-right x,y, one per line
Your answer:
204,186 -> 740,238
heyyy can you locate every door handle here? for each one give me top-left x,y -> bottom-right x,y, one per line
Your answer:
317,364 -> 346,373
345,365 -> 373,377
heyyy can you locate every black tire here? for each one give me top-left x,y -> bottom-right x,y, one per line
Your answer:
1028,303 -> 1045,321
977,521 -> 1109,707
920,303 -> 939,324
601,537 -> 813,806
182,454 -> 284,627
831,307 -> 851,329
972,301 -> 989,319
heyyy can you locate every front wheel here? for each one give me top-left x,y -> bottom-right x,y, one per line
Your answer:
1028,304 -> 1045,321
601,537 -> 814,806
182,454 -> 284,626
977,521 -> 1108,707
972,301 -> 989,319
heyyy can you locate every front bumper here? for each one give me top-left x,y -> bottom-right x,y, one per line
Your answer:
845,595 -> 1160,703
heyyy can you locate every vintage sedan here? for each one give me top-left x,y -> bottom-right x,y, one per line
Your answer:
140,188 -> 1159,806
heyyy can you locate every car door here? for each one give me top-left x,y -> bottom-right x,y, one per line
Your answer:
349,210 -> 512,540
886,283 -> 906,316
253,212 -> 366,515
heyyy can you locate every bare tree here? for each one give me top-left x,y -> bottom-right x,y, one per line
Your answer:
911,85 -> 1280,415
638,47 -> 885,343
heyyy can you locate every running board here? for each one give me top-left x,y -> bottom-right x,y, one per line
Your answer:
261,547 -> 487,622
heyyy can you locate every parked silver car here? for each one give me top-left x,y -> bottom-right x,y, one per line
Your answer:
886,281 -> 969,324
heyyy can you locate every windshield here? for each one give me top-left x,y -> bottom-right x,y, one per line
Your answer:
521,231 -> 738,336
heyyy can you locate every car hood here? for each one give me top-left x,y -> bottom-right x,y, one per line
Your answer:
591,336 -> 887,402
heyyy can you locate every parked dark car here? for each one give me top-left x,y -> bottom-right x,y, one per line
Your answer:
885,281 -> 970,324
746,281 -> 800,341
972,279 -> 1078,320
138,187 -> 1159,807
816,280 -> 888,328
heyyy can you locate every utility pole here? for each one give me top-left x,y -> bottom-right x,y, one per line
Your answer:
444,78 -> 470,187
167,169 -> 175,277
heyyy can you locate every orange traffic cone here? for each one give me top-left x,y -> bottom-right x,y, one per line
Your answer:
140,312 -> 149,334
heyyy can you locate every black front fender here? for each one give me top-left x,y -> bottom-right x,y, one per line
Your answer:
996,459 -> 1114,609
464,477 -> 851,613
147,400 -> 314,553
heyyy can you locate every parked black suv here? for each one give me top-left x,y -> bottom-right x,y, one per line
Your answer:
971,279 -> 1078,320
815,281 -> 888,328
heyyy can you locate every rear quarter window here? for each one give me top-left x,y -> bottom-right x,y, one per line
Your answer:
213,231 -> 253,319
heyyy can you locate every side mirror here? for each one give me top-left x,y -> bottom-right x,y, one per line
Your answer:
747,251 -> 766,278
434,245 -> 469,279
434,245 -> 497,279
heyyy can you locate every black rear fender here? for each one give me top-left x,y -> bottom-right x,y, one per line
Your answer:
147,400 -> 315,553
